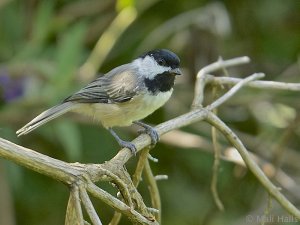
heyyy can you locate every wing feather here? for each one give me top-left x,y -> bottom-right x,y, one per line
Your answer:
64,64 -> 141,104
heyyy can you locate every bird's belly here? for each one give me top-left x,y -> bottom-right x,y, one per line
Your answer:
75,91 -> 172,128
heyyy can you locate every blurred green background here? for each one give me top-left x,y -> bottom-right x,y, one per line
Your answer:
0,0 -> 300,224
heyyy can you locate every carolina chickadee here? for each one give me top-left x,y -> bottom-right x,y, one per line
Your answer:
16,49 -> 181,155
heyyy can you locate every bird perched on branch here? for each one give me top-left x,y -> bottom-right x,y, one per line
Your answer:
17,49 -> 182,155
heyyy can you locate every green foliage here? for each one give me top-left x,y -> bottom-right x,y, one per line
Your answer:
53,120 -> 82,161
52,22 -> 86,95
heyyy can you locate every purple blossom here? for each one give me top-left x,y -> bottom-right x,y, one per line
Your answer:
0,70 -> 25,103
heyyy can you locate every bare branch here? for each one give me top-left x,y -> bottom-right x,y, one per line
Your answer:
205,111 -> 300,219
109,148 -> 151,225
79,186 -> 103,225
206,73 -> 265,110
108,214 -> 122,225
98,167 -> 134,208
210,102 -> 224,211
133,148 -> 151,187
65,187 -> 84,225
144,160 -> 161,223
208,76 -> 300,91
198,56 -> 250,76
0,138 -> 82,184
154,175 -> 168,181
87,181 -> 158,225
193,56 -> 250,106
162,129 -> 300,199
148,154 -> 158,163
109,109 -> 209,165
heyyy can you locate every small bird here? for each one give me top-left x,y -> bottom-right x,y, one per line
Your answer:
16,49 -> 181,155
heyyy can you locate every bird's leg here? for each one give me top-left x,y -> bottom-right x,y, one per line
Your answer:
108,128 -> 137,156
134,121 -> 159,146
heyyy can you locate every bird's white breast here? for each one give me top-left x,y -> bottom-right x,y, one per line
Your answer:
74,90 -> 173,128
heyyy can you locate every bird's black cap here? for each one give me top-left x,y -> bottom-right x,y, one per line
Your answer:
139,49 -> 180,69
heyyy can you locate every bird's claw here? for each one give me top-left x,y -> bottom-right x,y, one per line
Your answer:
119,140 -> 137,156
138,126 -> 159,146
108,128 -> 137,156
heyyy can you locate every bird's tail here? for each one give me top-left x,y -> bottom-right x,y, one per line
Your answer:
16,102 -> 77,136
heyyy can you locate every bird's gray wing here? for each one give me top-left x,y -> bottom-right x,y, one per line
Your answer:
63,77 -> 110,103
64,64 -> 141,104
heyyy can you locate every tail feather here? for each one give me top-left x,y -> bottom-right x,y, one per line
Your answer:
16,102 -> 76,136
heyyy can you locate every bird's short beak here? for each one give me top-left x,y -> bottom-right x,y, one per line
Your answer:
169,68 -> 182,76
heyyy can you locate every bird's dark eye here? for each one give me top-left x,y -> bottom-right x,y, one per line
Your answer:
158,59 -> 166,66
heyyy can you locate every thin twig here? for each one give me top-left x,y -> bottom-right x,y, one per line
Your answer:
210,88 -> 224,211
87,181 -> 158,225
79,186 -> 103,225
205,111 -> 300,219
271,115 -> 300,170
144,160 -> 161,223
148,154 -> 158,163
262,194 -> 273,225
147,208 -> 159,214
207,72 -> 265,210
109,148 -> 151,225
198,57 -> 250,78
193,56 -> 250,106
108,213 -> 121,225
133,148 -> 151,187
0,138 -> 82,184
98,168 -> 133,208
114,168 -> 154,220
164,129 -> 300,201
154,175 -> 168,181
65,186 -> 84,225
207,73 -> 265,110
211,124 -> 224,211
207,76 -> 300,91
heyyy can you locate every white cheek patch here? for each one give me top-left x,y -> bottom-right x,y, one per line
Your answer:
133,56 -> 170,79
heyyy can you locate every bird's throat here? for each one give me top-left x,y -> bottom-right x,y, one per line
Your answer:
144,72 -> 175,94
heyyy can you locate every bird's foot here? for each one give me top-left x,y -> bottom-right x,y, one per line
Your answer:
134,121 -> 159,146
118,140 -> 137,156
108,128 -> 137,156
